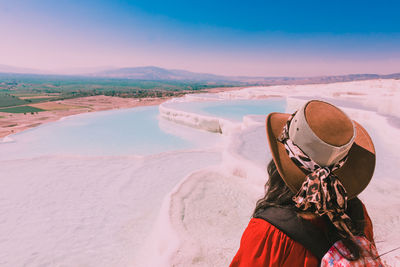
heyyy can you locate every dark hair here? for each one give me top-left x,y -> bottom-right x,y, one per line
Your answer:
253,160 -> 295,215
253,159 -> 365,261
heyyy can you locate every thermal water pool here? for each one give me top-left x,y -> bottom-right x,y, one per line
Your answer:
162,98 -> 286,121
0,106 -> 222,160
1,99 -> 286,160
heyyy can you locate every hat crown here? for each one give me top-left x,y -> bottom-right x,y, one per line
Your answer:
305,101 -> 354,146
288,100 -> 356,167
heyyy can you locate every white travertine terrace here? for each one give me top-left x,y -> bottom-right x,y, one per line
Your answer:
1,79 -> 399,266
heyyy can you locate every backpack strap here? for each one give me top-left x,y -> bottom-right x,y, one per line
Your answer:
253,198 -> 365,260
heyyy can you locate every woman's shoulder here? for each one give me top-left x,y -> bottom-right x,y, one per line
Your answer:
241,218 -> 296,246
230,218 -> 319,267
230,201 -> 375,267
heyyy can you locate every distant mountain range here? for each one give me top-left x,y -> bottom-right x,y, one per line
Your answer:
0,64 -> 48,75
90,66 -> 229,82
89,66 -> 400,85
0,64 -> 399,85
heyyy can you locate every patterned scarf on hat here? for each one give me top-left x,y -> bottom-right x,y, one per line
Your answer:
277,112 -> 356,238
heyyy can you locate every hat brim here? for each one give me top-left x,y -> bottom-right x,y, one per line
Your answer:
266,112 -> 376,199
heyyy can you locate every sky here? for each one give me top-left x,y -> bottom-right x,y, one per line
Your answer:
0,0 -> 399,77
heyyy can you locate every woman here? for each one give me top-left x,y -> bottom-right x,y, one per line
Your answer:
230,100 -> 382,266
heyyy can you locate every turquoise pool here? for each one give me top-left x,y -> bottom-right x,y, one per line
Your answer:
0,106 -> 220,159
165,98 -> 286,121
0,98 -> 286,159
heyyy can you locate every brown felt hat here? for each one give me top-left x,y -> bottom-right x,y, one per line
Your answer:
266,100 -> 376,199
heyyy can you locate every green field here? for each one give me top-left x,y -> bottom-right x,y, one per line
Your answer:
0,93 -> 29,107
0,106 -> 45,113
23,97 -> 59,103
0,72 -> 240,113
0,73 -> 235,94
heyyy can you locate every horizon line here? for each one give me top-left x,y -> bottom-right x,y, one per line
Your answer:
0,64 -> 399,79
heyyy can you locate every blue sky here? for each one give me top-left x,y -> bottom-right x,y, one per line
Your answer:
0,0 -> 399,76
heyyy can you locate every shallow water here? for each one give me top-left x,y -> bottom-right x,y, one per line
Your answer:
202,98 -> 286,120
165,98 -> 286,121
0,106 -> 221,159
1,99 -> 287,160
